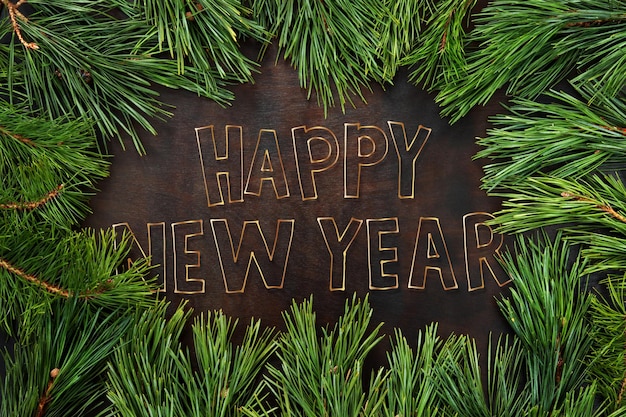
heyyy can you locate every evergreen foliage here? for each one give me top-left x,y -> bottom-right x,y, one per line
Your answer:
1,0 -> 626,415
497,234 -> 594,414
256,0 -> 389,114
0,299 -> 139,417
382,325 -> 442,416
403,0 -> 476,91
0,0 -> 248,153
0,104 -> 108,229
106,303 -> 276,417
435,0 -> 626,122
248,295 -> 387,416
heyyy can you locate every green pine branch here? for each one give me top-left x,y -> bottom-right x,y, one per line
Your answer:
382,325 -> 442,416
249,295 -> 387,417
260,0 -> 388,114
135,0 -> 268,80
0,226 -> 156,337
0,299 -> 139,417
589,275 -> 626,412
497,234 -> 593,412
477,86 -> 626,192
0,1 -> 242,153
434,334 -> 529,416
488,174 -> 626,234
106,302 -> 276,417
436,0 -> 626,123
375,0 -> 426,81
403,0 -> 476,91
0,104 -> 109,229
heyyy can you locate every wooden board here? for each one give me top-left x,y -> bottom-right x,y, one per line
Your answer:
84,43 -> 513,359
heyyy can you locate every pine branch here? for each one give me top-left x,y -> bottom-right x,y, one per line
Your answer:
106,303 -> 275,417
105,303 -> 192,417
0,226 -> 156,337
0,257 -> 70,298
589,275 -> 626,412
489,174 -> 626,235
1,0 -> 38,50
0,184 -> 63,211
35,367 -> 58,417
0,3 -> 237,153
264,0 -> 388,114
432,334 -> 490,416
253,294 -> 387,416
437,0 -> 626,123
403,0 -> 476,91
0,105 -> 109,228
477,87 -> 626,192
383,324 -> 442,416
434,334 -> 530,416
562,191 -> 626,224
497,233 -> 593,413
0,299 -> 138,417
375,0 -> 426,80
183,312 -> 276,416
134,0 -> 268,81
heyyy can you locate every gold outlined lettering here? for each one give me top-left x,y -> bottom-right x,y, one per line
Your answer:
112,222 -> 166,291
388,121 -> 431,199
196,125 -> 244,206
344,124 -> 389,198
366,218 -> 399,290
245,129 -> 290,199
292,126 -> 339,200
172,220 -> 205,294
463,212 -> 509,291
210,219 -> 295,293
317,217 -> 363,291
409,217 -> 458,290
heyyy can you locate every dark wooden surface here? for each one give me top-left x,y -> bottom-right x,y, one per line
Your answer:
83,43 -> 513,362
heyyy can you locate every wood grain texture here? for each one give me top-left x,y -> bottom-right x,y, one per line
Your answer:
84,42 -> 513,360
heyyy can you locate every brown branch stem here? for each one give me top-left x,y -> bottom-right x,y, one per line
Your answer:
561,191 -> 626,224
618,370 -> 626,405
0,184 -> 64,210
618,322 -> 626,406
566,15 -> 626,27
0,257 -> 70,297
0,124 -> 35,146
36,368 -> 59,417
1,0 -> 38,50
601,125 -> 626,135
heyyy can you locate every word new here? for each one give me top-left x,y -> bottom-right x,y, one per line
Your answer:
113,212 -> 510,295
